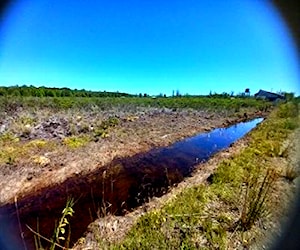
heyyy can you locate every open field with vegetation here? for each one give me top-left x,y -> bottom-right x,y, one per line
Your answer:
0,86 -> 299,249
1,94 -> 271,113
0,92 -> 272,203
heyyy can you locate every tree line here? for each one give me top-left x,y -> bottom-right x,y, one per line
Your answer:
0,85 -> 133,98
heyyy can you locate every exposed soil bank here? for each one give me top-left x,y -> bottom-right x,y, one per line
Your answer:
0,118 -> 262,249
0,108 -> 267,205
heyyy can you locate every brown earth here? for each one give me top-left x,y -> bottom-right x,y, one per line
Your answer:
0,107 -> 266,205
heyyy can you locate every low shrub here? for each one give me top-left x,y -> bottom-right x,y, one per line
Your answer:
63,136 -> 90,148
276,102 -> 299,118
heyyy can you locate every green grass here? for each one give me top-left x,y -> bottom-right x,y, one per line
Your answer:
118,185 -> 213,249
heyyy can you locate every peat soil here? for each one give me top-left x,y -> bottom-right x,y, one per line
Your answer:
0,107 -> 268,204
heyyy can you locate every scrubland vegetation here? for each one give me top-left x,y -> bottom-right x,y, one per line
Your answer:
1,93 -> 270,113
0,85 -> 273,112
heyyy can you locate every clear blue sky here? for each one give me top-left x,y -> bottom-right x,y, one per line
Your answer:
0,0 -> 299,96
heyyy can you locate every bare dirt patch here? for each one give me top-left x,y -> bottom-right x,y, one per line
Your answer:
0,107 -> 265,204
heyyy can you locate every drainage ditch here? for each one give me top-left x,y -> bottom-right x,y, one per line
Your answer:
0,118 -> 263,249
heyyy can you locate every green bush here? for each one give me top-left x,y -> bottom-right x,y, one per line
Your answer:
276,102 -> 299,118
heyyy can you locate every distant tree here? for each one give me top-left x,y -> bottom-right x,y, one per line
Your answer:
0,85 -> 135,98
45,89 -> 56,97
19,87 -> 30,97
0,88 -> 5,96
35,88 -> 45,97
283,92 -> 295,101
221,92 -> 230,98
143,93 -> 148,97
12,89 -> 21,96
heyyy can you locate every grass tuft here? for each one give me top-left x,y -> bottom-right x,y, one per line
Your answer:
238,168 -> 278,231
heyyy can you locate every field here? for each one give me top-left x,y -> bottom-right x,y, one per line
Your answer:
0,92 -> 299,249
0,96 -> 270,200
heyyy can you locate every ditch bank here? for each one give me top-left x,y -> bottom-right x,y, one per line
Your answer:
0,118 -> 263,249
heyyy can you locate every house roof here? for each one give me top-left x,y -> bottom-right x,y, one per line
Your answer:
254,89 -> 285,99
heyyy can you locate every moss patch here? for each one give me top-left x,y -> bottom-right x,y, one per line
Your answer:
63,136 -> 90,148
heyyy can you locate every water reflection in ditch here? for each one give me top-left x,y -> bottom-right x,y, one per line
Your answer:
0,118 -> 263,249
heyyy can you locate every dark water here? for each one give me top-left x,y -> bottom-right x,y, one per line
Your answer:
167,117 -> 264,162
0,118 -> 263,249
